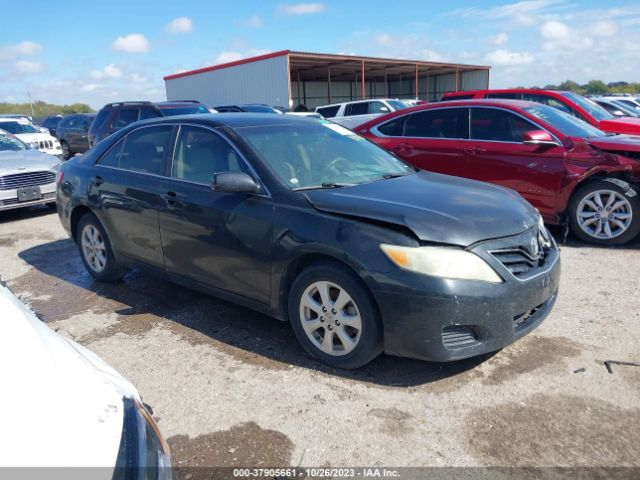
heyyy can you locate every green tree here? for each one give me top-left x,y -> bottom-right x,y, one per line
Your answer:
585,80 -> 608,95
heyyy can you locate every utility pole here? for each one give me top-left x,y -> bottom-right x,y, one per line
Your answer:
27,91 -> 35,118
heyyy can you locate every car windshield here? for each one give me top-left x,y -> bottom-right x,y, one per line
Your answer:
158,105 -> 209,116
0,121 -> 39,134
0,133 -> 27,151
524,104 -> 605,138
560,92 -> 614,121
387,100 -> 410,110
239,121 -> 415,190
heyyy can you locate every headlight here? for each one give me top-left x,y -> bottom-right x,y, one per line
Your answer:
114,397 -> 172,480
29,141 -> 39,150
380,244 -> 503,283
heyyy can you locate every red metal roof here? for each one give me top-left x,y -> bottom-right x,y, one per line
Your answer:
164,50 -> 291,81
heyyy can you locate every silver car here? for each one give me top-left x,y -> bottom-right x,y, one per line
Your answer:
0,129 -> 60,211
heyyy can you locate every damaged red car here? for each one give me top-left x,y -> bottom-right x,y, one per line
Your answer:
359,99 -> 640,245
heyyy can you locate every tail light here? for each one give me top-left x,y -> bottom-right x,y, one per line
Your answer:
56,170 -> 64,188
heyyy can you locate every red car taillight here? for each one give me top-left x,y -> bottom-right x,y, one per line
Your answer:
56,170 -> 64,188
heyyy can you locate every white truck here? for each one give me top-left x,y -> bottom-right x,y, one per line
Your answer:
315,98 -> 410,129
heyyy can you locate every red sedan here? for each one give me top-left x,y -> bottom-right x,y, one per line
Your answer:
441,89 -> 640,136
358,99 -> 640,245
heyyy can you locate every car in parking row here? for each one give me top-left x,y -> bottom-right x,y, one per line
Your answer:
441,89 -> 640,136
358,99 -> 640,245
57,113 -> 559,369
56,113 -> 96,159
314,98 -> 410,129
0,117 -> 63,158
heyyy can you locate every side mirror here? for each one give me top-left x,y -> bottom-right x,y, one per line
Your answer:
613,110 -> 626,117
522,130 -> 558,147
212,172 -> 260,194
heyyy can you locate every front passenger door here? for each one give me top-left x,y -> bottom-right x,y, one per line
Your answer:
158,125 -> 274,304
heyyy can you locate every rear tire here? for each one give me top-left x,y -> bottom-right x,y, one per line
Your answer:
77,212 -> 127,282
288,261 -> 383,369
568,179 -> 640,246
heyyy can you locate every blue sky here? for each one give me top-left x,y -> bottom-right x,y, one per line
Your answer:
2,0 -> 640,108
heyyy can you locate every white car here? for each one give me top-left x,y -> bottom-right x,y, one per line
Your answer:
0,130 -> 60,211
0,281 -> 172,474
599,95 -> 640,114
0,117 -> 63,157
315,98 -> 410,129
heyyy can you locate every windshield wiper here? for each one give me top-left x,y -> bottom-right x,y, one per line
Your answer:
381,172 -> 412,179
292,182 -> 354,191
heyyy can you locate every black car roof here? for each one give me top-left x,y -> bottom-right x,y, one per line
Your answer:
134,112 -> 317,129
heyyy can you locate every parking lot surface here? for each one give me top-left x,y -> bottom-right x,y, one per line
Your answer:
1,207 -> 639,469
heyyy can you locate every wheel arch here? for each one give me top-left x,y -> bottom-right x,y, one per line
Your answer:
70,205 -> 97,243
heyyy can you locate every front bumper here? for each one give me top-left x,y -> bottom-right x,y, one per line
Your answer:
373,232 -> 561,362
0,183 -> 56,211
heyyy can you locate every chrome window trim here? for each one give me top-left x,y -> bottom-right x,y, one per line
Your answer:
369,105 -> 562,145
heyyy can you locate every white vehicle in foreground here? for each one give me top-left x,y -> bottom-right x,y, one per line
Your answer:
0,130 -> 60,211
315,98 -> 409,129
0,281 -> 172,475
0,117 -> 63,158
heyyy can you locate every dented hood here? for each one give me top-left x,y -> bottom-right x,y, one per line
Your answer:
304,171 -> 540,247
586,134 -> 640,153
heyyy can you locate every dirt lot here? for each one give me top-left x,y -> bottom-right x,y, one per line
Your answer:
1,206 -> 639,470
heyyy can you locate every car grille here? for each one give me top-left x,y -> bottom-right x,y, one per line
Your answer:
0,171 -> 56,190
442,325 -> 478,349
489,227 -> 553,278
39,140 -> 54,149
0,192 -> 55,206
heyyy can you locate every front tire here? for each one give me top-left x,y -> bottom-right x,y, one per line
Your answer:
568,179 -> 640,246
288,261 -> 383,369
77,212 -> 127,282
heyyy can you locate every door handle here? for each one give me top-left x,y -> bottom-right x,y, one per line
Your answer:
393,143 -> 413,151
91,176 -> 103,186
463,146 -> 486,155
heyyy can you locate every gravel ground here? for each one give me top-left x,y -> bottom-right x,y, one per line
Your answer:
1,206 -> 639,473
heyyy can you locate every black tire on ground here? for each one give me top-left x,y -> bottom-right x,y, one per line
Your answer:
288,260 -> 383,369
46,202 -> 57,209
77,212 -> 127,282
568,179 -> 640,246
60,141 -> 70,160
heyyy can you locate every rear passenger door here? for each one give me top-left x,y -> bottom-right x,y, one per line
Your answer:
92,125 -> 175,268
373,107 -> 470,178
158,125 -> 274,304
465,107 -> 565,215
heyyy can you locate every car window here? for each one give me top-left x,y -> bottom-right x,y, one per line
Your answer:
171,126 -> 246,184
0,133 -> 27,151
346,102 -> 369,116
404,108 -> 469,139
524,104 -> 605,138
97,138 -> 125,167
114,108 -> 140,129
58,118 -> 71,128
92,109 -> 111,131
316,106 -> 340,118
470,108 -> 537,142
377,116 -> 407,136
369,101 -> 389,114
119,126 -> 173,175
139,107 -> 160,120
487,93 -> 523,100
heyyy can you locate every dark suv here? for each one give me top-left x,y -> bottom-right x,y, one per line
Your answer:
56,113 -> 96,159
88,101 -> 211,148
42,115 -> 64,137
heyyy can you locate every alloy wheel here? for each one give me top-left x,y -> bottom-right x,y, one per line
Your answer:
299,281 -> 362,356
81,224 -> 107,273
576,189 -> 632,240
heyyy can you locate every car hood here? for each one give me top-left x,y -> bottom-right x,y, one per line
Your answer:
0,282 -> 138,468
598,117 -> 640,135
586,134 -> 640,153
304,171 -> 539,247
0,149 -> 60,176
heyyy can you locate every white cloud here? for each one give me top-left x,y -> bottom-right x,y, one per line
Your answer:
0,40 -> 42,60
81,83 -> 105,93
446,0 -> 560,25
90,64 -> 123,80
166,17 -> 193,34
540,20 -> 570,40
214,51 -> 244,64
375,34 -> 393,46
490,32 -> 509,46
241,15 -> 264,28
484,49 -> 534,66
112,34 -> 150,53
277,3 -> 325,15
591,19 -> 618,37
129,73 -> 148,83
15,60 -> 45,73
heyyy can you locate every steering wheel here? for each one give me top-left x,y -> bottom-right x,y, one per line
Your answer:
323,156 -> 351,176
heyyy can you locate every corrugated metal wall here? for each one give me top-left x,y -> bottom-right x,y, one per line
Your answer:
165,55 -> 290,107
461,70 -> 490,91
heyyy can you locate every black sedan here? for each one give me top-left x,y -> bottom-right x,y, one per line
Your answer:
56,114 -> 560,369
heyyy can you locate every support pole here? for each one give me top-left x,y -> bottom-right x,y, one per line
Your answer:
415,64 -> 419,99
328,66 -> 331,104
361,60 -> 365,99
